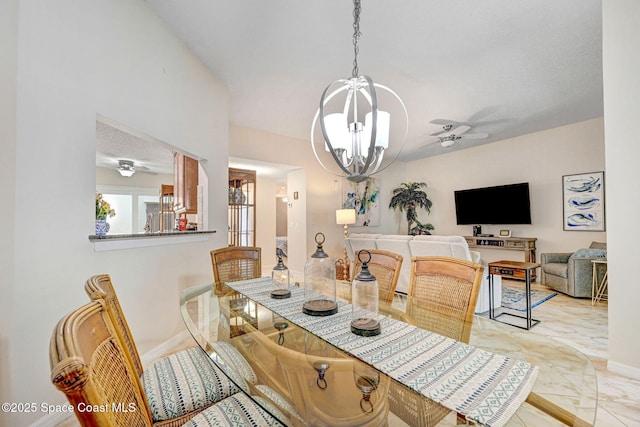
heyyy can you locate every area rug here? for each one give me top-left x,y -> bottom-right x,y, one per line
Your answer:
501,285 -> 558,311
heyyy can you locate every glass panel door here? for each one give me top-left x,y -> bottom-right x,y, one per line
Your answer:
228,168 -> 256,246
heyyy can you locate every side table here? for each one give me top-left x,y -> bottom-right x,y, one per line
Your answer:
591,259 -> 608,305
489,260 -> 541,330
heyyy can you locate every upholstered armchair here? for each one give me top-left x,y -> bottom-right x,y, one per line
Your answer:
540,242 -> 607,297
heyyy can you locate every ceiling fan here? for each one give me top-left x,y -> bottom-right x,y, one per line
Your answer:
116,159 -> 156,177
428,122 -> 489,148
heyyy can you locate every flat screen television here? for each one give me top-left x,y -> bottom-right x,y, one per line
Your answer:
454,182 -> 532,225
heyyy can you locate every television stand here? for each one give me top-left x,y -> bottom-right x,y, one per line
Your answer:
465,236 -> 538,280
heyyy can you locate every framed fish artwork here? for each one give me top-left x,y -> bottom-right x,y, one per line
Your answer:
562,171 -> 605,231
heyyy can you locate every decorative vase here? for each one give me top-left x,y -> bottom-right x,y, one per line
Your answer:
95,219 -> 110,236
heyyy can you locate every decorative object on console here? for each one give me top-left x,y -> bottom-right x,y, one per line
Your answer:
351,250 -> 381,337
271,254 -> 291,299
562,171 -> 605,231
499,229 -> 511,237
344,178 -> 380,226
303,233 -> 338,316
389,182 -> 434,235
310,0 -> 408,183
336,208 -> 357,280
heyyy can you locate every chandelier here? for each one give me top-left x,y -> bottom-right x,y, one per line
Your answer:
311,0 -> 408,183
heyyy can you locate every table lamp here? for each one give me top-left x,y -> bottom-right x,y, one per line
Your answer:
336,208 -> 357,280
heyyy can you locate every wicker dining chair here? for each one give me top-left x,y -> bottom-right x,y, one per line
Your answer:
407,256 -> 485,344
387,256 -> 484,427
85,274 -> 241,426
210,246 -> 262,286
353,249 -> 403,303
50,300 -> 285,427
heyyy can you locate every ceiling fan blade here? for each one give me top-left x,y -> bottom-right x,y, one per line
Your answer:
450,125 -> 471,135
430,119 -> 468,127
430,130 -> 451,137
460,133 -> 489,140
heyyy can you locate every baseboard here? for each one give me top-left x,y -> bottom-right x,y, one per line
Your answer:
607,359 -> 640,381
30,411 -> 72,427
32,331 -> 191,427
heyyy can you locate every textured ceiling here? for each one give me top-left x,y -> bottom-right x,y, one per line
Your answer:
145,0 -> 603,161
96,120 -> 175,175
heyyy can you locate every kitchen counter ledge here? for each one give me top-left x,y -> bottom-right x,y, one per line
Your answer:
89,230 -> 216,251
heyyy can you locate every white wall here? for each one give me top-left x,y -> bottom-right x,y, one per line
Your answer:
256,175 -> 277,271
603,0 -> 640,377
9,1 -> 229,425
407,118 -> 607,263
0,1 -> 18,423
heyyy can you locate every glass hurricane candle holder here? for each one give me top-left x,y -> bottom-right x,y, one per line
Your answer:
303,232 -> 338,316
351,250 -> 381,336
271,254 -> 291,299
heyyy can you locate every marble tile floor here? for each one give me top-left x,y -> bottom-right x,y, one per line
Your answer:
56,279 -> 639,426
495,279 -> 640,426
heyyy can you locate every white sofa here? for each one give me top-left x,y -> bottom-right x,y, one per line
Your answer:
345,233 -> 501,313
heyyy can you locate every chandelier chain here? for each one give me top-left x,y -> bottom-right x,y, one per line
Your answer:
352,0 -> 361,78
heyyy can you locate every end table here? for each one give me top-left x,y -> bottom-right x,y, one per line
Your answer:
489,260 -> 541,330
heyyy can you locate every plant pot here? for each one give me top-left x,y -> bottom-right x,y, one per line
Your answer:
95,219 -> 110,236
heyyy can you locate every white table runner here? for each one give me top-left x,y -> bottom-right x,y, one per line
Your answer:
227,278 -> 538,427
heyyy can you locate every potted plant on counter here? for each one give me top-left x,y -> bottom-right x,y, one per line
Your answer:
95,192 -> 116,236
389,182 -> 434,235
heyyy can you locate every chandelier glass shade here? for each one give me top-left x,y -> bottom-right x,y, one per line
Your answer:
311,1 -> 408,183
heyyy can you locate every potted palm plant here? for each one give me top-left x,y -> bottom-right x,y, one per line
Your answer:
389,182 -> 434,235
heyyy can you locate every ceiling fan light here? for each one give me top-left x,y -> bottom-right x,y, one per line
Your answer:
118,168 -> 135,177
440,138 -> 456,148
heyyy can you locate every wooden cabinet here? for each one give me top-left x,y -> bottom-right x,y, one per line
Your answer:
173,153 -> 198,214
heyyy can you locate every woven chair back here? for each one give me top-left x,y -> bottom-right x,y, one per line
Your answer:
407,256 -> 484,343
353,249 -> 403,303
85,274 -> 144,378
50,300 -> 153,426
210,246 -> 262,285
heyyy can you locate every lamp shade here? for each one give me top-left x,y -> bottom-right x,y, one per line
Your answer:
362,111 -> 390,150
324,113 -> 351,153
336,208 -> 357,225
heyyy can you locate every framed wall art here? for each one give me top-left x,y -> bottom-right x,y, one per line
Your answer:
343,178 -> 380,226
562,171 -> 605,231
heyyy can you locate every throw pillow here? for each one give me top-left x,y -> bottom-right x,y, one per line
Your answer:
570,248 -> 607,259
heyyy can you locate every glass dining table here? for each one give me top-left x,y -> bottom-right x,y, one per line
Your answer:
180,279 -> 596,427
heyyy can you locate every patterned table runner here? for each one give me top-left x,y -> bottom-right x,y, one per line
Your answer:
227,278 -> 538,427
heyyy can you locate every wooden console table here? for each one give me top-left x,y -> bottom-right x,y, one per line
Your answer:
465,236 -> 538,277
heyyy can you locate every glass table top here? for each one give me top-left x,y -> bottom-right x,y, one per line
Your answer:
180,281 -> 597,426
